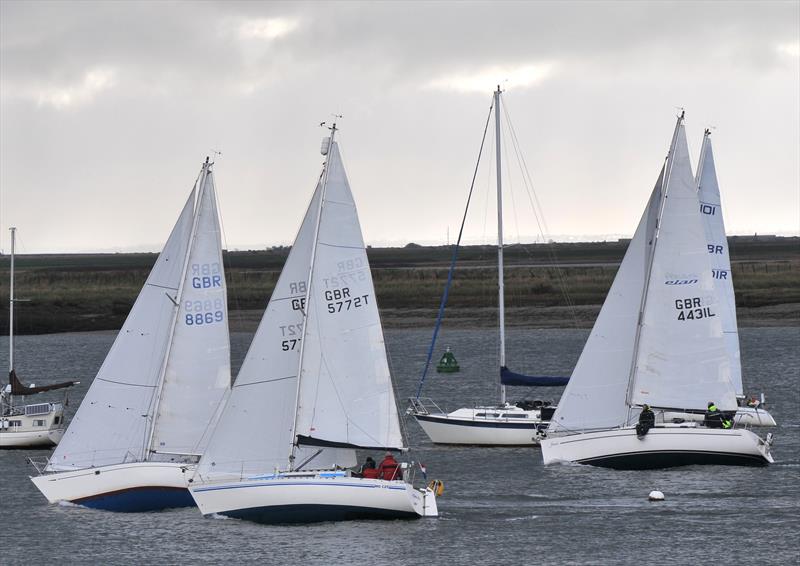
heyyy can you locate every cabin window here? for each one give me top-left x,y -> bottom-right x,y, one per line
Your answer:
9,420 -> 22,427
501,414 -> 529,419
476,413 -> 500,418
34,419 -> 46,427
53,416 -> 61,425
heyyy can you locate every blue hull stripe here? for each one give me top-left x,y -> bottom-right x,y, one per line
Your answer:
222,504 -> 418,524
415,414 -> 547,430
194,481 -> 407,493
73,486 -> 195,512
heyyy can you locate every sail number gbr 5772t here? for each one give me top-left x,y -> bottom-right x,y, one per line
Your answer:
325,287 -> 369,314
674,297 -> 715,321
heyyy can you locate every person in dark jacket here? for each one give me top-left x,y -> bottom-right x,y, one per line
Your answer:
636,404 -> 656,437
704,402 -> 732,429
377,452 -> 402,481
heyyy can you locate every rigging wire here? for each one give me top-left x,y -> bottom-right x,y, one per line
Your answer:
414,99 -> 494,400
501,99 -> 581,329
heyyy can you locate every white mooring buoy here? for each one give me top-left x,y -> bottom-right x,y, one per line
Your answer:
648,490 -> 665,501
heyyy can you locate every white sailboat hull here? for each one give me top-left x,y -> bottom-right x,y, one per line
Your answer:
190,474 -> 438,523
0,427 -> 63,448
413,413 -> 544,445
541,425 -> 773,469
30,461 -> 195,511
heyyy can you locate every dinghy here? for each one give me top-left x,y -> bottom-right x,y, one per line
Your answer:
540,113 -> 774,469
30,158 -> 231,510
408,87 -> 566,446
189,124 -> 438,523
2,227 -> 78,448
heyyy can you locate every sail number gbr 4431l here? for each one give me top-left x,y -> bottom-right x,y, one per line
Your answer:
674,297 -> 715,321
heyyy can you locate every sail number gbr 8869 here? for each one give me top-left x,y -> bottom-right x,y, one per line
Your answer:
675,297 -> 715,321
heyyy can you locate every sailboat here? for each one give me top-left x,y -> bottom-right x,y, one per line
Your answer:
540,113 -> 774,469
188,124 -> 438,523
30,158 -> 231,510
661,130 -> 775,427
1,227 -> 78,448
408,87 -> 567,446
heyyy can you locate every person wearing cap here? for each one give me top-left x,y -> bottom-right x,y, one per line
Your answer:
636,404 -> 656,437
704,401 -> 732,429
377,452 -> 402,481
359,456 -> 380,479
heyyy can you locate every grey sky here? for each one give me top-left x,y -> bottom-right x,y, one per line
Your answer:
1,0 -> 798,253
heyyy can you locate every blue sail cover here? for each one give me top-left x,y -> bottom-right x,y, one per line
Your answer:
500,366 -> 569,387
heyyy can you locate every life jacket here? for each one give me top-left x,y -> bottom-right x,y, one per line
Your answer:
378,457 -> 401,480
362,467 -> 380,479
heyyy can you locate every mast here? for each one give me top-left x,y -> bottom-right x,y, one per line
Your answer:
8,227 -> 15,378
623,112 -> 684,412
144,159 -> 209,459
288,121 -> 338,470
696,129 -> 711,184
494,86 -> 506,405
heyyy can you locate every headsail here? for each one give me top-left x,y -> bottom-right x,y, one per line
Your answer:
629,120 -> 736,412
697,132 -> 743,397
294,141 -> 404,452
195,177 -> 354,480
49,187 -> 196,470
149,165 -> 231,458
548,167 -> 664,433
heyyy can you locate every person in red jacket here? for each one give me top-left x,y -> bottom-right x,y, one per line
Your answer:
377,452 -> 402,481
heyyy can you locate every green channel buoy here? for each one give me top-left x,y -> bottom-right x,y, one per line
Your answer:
436,347 -> 460,373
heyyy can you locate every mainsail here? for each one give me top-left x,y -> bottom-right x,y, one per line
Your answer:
48,162 -> 230,470
293,141 -> 404,453
697,132 -> 743,397
629,121 -> 735,412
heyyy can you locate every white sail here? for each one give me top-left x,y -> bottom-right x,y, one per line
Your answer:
196,181 -> 354,480
548,168 -> 664,433
630,122 -> 737,411
150,166 -> 231,457
294,142 -> 404,451
48,188 -> 196,470
696,133 -> 743,396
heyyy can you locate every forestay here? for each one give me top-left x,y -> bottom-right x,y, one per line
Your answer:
150,167 -> 231,457
630,122 -> 736,412
697,133 -> 743,397
548,168 -> 664,433
195,179 -> 354,481
294,142 -> 404,451
48,188 -> 196,470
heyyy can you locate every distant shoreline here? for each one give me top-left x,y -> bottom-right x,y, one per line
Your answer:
2,237 -> 798,335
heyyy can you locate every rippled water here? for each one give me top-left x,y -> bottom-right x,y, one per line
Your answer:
2,327 -> 798,564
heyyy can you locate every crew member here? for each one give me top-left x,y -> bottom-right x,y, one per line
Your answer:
377,452 -> 402,481
704,401 -> 732,429
636,404 -> 656,437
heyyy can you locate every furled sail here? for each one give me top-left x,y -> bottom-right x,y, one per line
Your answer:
195,179 -> 355,481
48,187 -> 196,471
294,141 -> 404,452
499,366 -> 569,387
629,121 -> 736,412
548,167 -> 664,433
697,132 -> 743,397
149,165 -> 231,458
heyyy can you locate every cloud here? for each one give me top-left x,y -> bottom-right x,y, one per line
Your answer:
237,17 -> 299,41
777,40 -> 800,58
424,62 -> 556,93
36,67 -> 117,109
